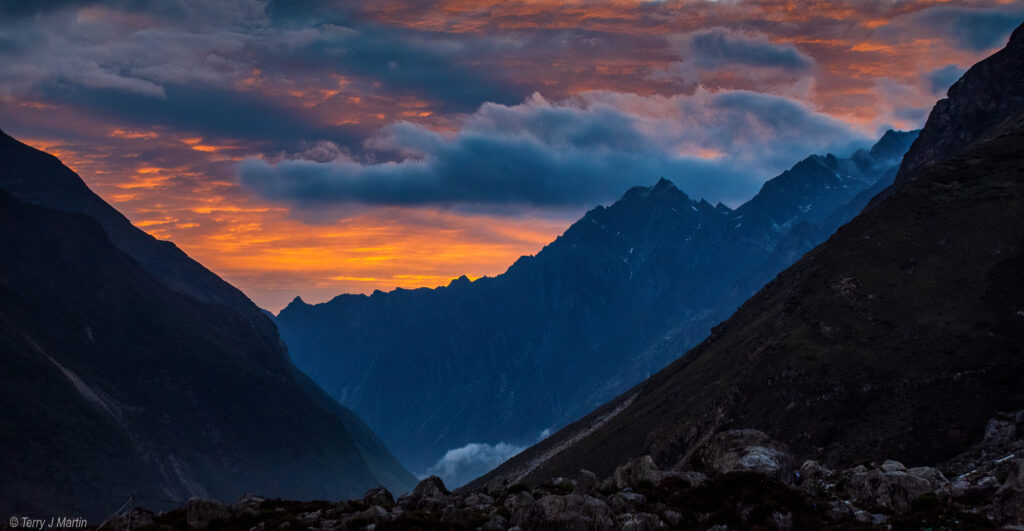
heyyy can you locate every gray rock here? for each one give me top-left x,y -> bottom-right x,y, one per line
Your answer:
662,510 -> 683,527
575,469 -> 600,495
880,460 -> 907,473
505,491 -> 535,509
483,514 -> 507,531
796,460 -> 834,493
983,418 -> 1017,448
362,486 -> 395,509
615,455 -> 662,489
993,459 -> 1024,526
412,475 -> 450,498
699,429 -> 793,482
769,511 -> 793,531
824,501 -> 853,522
842,464 -> 934,512
620,512 -> 662,530
233,493 -> 265,517
353,505 -> 390,526
484,475 -> 508,496
609,491 -> 646,513
186,498 -> 231,530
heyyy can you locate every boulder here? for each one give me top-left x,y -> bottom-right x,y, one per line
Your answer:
841,463 -> 938,512
483,514 -> 507,530
574,469 -> 600,495
362,485 -> 395,509
185,498 -> 231,530
609,491 -> 646,513
620,512 -> 662,531
699,429 -> 793,482
614,455 -> 662,489
484,475 -> 508,496
796,460 -> 834,493
412,475 -> 450,498
993,459 -> 1024,526
233,494 -> 265,517
769,511 -> 793,531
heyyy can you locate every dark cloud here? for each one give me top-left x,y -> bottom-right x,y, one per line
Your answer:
924,64 -> 965,95
688,28 -> 814,71
881,6 -> 1024,52
239,90 -> 868,210
653,27 -> 814,89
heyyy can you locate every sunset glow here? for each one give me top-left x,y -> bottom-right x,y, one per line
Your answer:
3,0 -> 1021,310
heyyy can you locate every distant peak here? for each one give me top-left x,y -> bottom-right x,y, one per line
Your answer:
652,177 -> 676,192
290,295 -> 306,305
448,275 -> 471,287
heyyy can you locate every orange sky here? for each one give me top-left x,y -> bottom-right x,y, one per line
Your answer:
3,0 -> 1021,311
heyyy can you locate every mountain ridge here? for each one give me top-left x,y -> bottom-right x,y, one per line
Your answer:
0,135 -> 416,519
277,129 -> 917,483
471,20 -> 1024,490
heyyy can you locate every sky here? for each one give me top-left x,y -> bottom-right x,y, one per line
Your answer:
2,0 -> 1022,311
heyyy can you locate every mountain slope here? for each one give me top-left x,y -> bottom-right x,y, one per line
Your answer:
473,22 -> 1024,488
0,139 -> 416,519
277,129 -> 915,481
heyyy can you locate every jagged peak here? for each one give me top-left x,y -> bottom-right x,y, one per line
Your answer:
652,177 -> 676,192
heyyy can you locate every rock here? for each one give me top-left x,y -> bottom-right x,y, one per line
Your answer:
609,491 -> 646,513
233,493 -> 265,517
483,514 -> 507,530
599,475 -> 616,493
546,476 -> 575,492
842,463 -> 935,512
505,491 -> 535,509
769,511 -> 793,531
984,417 -> 1017,448
353,505 -> 390,526
852,510 -> 886,525
880,460 -> 906,473
574,469 -> 600,495
484,475 -> 508,496
678,471 -> 707,488
824,501 -> 853,522
993,459 -> 1024,526
523,494 -> 614,529
615,455 -> 662,489
412,475 -> 450,498
662,510 -> 683,527
186,498 -> 231,530
699,429 -> 793,482
362,486 -> 395,509
620,512 -> 662,531
796,460 -> 834,493
906,466 -> 949,489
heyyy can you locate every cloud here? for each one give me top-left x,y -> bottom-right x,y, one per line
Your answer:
654,28 -> 814,90
424,442 -> 525,488
239,89 -> 868,210
924,64 -> 965,95
879,6 -> 1024,52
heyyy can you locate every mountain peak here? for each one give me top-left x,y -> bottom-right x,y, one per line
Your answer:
652,177 -> 676,192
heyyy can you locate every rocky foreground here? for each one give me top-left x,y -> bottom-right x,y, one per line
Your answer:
106,412 -> 1023,530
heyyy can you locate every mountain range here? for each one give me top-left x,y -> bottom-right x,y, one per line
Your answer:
276,124 -> 917,484
474,20 -> 1024,489
0,132 -> 416,519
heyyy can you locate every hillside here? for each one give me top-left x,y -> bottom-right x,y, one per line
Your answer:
0,136 -> 416,519
474,22 -> 1024,489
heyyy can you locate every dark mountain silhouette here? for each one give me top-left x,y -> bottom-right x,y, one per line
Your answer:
276,127 -> 916,481
473,22 -> 1024,489
0,133 -> 415,519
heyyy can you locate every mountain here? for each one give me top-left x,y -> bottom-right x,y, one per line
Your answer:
473,22 -> 1024,489
276,128 -> 916,483
0,132 -> 416,519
